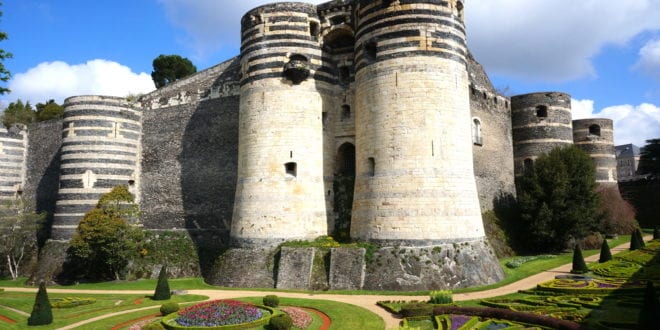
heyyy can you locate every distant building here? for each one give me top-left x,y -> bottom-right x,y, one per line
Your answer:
615,144 -> 641,181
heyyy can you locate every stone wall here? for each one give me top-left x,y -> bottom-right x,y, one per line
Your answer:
0,125 -> 27,202
573,118 -> 617,184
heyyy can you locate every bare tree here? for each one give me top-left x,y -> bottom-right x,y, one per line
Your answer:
0,198 -> 44,280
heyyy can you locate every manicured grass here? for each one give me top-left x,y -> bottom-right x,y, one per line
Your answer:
0,292 -> 207,329
0,277 -> 215,291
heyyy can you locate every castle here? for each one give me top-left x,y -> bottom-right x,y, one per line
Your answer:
0,0 -> 617,290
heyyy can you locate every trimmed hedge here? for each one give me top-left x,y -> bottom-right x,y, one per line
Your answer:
262,295 -> 279,308
268,314 -> 293,330
432,306 -> 583,330
160,302 -> 180,315
400,302 -> 433,317
51,297 -> 96,309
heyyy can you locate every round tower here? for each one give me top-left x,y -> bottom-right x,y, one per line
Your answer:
351,0 -> 485,244
511,92 -> 574,176
52,96 -> 142,240
231,3 -> 327,247
0,125 -> 27,202
572,118 -> 617,184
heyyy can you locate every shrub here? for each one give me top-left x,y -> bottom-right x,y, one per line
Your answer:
51,297 -> 96,308
269,314 -> 293,330
263,295 -> 279,308
596,185 -> 637,234
141,322 -> 166,330
400,302 -> 433,317
599,240 -> 612,263
428,290 -> 453,304
580,232 -> 603,250
153,265 -> 171,300
631,229 -> 645,250
160,302 -> 180,315
570,245 -> 588,274
27,282 -> 53,326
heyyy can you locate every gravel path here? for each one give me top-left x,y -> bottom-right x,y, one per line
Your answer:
2,238 -> 644,330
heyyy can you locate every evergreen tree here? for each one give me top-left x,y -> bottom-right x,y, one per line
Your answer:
153,265 -> 171,300
638,281 -> 659,329
2,99 -> 35,128
637,139 -> 660,176
630,229 -> 644,251
151,54 -> 197,88
27,282 -> 52,326
570,244 -> 588,274
0,3 -> 11,95
599,239 -> 612,263
35,99 -> 64,121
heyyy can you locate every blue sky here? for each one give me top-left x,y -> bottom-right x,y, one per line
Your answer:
1,0 -> 659,146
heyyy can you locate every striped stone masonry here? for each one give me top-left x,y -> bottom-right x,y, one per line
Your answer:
573,118 -> 617,184
0,126 -> 27,202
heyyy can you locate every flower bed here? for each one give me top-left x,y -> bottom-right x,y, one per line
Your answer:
590,260 -> 641,278
280,307 -> 312,329
161,300 -> 274,330
537,278 -> 646,294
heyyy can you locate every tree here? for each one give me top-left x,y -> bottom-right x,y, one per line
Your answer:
153,265 -> 171,300
27,282 -> 52,326
0,199 -> 45,280
2,99 -> 35,128
599,239 -> 612,263
0,3 -> 12,95
35,99 -> 64,122
66,186 -> 143,280
516,146 -> 602,252
570,244 -> 588,274
637,138 -> 660,176
151,54 -> 197,88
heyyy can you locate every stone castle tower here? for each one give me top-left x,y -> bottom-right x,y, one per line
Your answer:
10,0 -> 619,290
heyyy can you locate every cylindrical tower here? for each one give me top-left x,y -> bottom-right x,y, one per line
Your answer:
573,118 -> 617,184
0,125 -> 27,202
52,96 -> 142,240
231,3 -> 327,247
351,0 -> 484,245
511,92 -> 574,176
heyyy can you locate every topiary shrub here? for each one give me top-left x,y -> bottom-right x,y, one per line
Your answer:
153,265 -> 171,300
570,245 -> 588,274
269,313 -> 293,330
27,282 -> 53,326
141,322 -> 166,330
599,240 -> 612,263
631,229 -> 645,251
428,290 -> 453,304
263,295 -> 279,308
400,302 -> 433,317
160,301 -> 180,315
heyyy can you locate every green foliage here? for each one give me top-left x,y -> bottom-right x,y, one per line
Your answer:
269,313 -> 293,330
0,4 -> 11,95
27,282 -> 52,326
51,297 -> 96,308
66,186 -> 144,281
2,99 -> 34,128
151,54 -> 197,88
637,138 -> 660,176
400,302 -> 433,317
0,198 -> 46,280
505,255 -> 556,269
630,229 -> 645,251
481,211 -> 515,258
516,146 -> 602,252
428,290 -> 453,304
160,301 -> 180,315
332,172 -> 355,242
35,99 -> 63,121
153,265 -> 171,300
570,245 -> 588,274
599,239 -> 612,263
142,322 -> 166,330
263,295 -> 279,307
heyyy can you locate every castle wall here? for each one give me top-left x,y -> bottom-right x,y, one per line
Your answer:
511,92 -> 573,176
351,0 -> 485,244
231,3 -> 329,247
52,96 -> 142,240
0,126 -> 27,202
573,118 -> 617,184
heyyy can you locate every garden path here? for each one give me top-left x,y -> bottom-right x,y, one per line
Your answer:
2,237 -> 647,330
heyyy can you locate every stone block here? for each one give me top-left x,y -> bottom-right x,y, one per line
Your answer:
329,247 -> 365,290
276,247 -> 315,289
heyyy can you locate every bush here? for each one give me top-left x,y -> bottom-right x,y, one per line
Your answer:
400,302 -> 433,317
579,232 -> 603,250
599,240 -> 612,263
141,322 -> 166,330
27,282 -> 53,326
631,229 -> 645,251
263,295 -> 279,308
269,314 -> 293,330
51,297 -> 96,308
428,290 -> 453,304
153,265 -> 171,300
160,302 -> 180,315
596,185 -> 638,234
570,245 -> 588,274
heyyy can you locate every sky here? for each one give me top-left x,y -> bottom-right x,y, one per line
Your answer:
1,0 -> 659,146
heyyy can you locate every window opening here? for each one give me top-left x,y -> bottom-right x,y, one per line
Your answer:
285,162 -> 297,177
322,112 -> 328,129
472,118 -> 483,146
330,15 -> 347,26
339,66 -> 350,85
364,41 -> 377,61
337,143 -> 356,176
341,105 -> 351,121
367,157 -> 375,177
309,21 -> 319,40
589,124 -> 601,137
536,105 -> 548,118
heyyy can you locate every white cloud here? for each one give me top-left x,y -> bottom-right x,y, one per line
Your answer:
571,99 -> 660,146
634,38 -> 660,79
466,0 -> 660,82
4,60 -> 155,104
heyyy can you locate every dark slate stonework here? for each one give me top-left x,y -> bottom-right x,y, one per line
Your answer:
210,248 -> 277,288
329,247 -> 365,290
276,247 -> 315,289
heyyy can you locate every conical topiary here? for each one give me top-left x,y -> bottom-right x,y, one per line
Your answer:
637,228 -> 646,248
570,244 -> 588,274
27,282 -> 53,326
599,239 -> 612,263
631,228 -> 645,250
638,281 -> 659,329
153,265 -> 171,300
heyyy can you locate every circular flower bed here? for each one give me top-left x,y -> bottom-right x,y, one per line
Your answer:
161,300 -> 273,329
590,260 -> 641,278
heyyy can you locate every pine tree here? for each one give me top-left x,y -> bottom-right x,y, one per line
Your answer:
570,244 -> 588,274
153,265 -> 171,300
27,282 -> 52,326
599,239 -> 612,263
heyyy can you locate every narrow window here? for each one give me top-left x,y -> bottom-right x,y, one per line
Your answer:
338,66 -> 350,85
330,15 -> 347,26
589,124 -> 601,136
341,105 -> 351,121
128,179 -> 135,186
472,118 -> 483,146
322,112 -> 328,129
536,105 -> 548,118
285,162 -> 297,177
367,157 -> 375,177
309,21 -> 319,39
456,1 -> 464,18
364,41 -> 377,61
